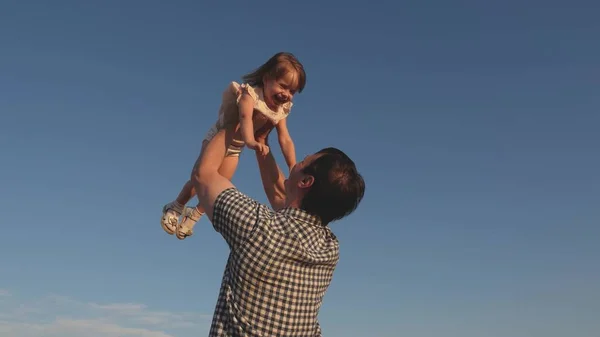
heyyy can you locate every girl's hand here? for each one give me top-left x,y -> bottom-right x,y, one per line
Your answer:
247,141 -> 270,156
256,143 -> 270,156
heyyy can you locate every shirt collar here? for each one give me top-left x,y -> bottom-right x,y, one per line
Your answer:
279,207 -> 323,227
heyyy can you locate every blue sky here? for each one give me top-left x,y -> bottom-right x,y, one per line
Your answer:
0,1 -> 598,336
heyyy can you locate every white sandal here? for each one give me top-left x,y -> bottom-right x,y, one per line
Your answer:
175,207 -> 203,240
161,201 -> 184,235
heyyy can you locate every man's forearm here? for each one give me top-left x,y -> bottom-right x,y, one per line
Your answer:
255,149 -> 286,211
279,139 -> 297,170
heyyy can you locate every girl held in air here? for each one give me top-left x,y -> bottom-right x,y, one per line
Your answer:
161,52 -> 306,240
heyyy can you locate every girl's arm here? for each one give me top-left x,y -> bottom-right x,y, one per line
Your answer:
276,119 -> 296,169
238,92 -> 258,148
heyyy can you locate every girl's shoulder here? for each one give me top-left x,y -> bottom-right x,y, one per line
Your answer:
224,81 -> 260,102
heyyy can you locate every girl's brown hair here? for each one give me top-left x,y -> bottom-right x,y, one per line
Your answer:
242,52 -> 306,93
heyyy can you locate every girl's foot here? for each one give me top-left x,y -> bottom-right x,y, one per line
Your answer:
176,207 -> 203,240
161,201 -> 184,235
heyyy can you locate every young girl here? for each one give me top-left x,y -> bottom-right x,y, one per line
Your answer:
161,52 -> 306,240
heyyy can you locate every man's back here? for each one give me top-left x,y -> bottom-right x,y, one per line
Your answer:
209,188 -> 339,337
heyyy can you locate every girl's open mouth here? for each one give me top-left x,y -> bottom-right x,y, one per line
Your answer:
273,94 -> 287,105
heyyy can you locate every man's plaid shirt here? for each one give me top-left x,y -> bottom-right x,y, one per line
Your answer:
208,188 -> 339,337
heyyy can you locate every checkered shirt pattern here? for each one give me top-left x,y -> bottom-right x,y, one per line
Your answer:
208,188 -> 339,337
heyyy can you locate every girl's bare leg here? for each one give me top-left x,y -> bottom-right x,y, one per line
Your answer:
174,127 -> 242,239
174,180 -> 196,207
171,150 -> 237,207
187,154 -> 238,215
160,140 -> 210,235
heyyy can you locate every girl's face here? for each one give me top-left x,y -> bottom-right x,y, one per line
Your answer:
262,69 -> 299,110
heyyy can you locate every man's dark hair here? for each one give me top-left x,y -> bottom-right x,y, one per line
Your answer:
301,148 -> 365,225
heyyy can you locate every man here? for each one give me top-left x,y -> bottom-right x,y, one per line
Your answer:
192,124 -> 365,337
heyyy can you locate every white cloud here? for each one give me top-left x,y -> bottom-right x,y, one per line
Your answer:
88,302 -> 147,312
0,291 -> 211,337
0,289 -> 11,297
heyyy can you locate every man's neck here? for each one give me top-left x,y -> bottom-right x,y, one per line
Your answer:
284,197 -> 302,210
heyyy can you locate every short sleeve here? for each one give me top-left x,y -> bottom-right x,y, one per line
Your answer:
235,83 -> 259,105
212,187 -> 271,250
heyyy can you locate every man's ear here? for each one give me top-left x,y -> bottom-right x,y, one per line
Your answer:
298,175 -> 315,189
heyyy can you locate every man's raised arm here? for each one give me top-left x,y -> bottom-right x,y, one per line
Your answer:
254,123 -> 287,211
191,126 -> 236,221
